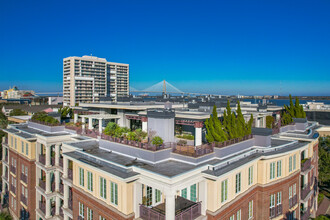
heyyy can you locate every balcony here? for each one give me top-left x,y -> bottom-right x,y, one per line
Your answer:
51,157 -> 55,166
301,158 -> 311,172
21,173 -> 27,183
289,195 -> 297,208
4,170 -> 8,181
59,184 -> 64,194
68,169 -> 73,180
301,208 -> 310,220
140,196 -> 201,220
21,195 -> 27,205
270,205 -> 282,218
51,182 -> 55,192
10,185 -> 16,194
39,154 -> 46,165
39,201 -> 46,214
51,206 -> 56,216
59,157 -> 63,167
39,179 -> 46,191
4,154 -> 8,163
301,183 -> 311,200
10,165 -> 16,174
60,208 -> 64,218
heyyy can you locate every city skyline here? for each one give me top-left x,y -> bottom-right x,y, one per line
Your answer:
1,0 -> 330,96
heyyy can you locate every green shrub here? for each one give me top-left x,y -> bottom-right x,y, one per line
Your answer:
135,129 -> 147,141
31,112 -> 59,125
152,136 -> 163,146
177,139 -> 187,145
127,131 -> 137,141
177,134 -> 194,140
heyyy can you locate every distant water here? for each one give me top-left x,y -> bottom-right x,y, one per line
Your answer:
244,99 -> 330,106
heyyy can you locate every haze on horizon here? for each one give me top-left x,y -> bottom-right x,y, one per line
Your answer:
0,0 -> 329,96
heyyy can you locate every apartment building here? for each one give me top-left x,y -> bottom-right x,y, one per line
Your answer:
1,116 -> 319,220
63,55 -> 129,106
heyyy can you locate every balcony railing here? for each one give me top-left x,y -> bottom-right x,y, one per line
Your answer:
172,144 -> 213,158
301,183 -> 311,200
59,157 -> 63,167
289,195 -> 297,208
301,158 -> 311,172
68,169 -> 73,180
60,208 -> 64,218
21,173 -> 27,183
10,165 -> 16,174
51,157 -> 55,166
140,201 -> 201,220
59,184 -> 64,194
10,185 -> 16,194
51,182 -> 55,192
51,206 -> 56,216
39,154 -> 46,165
301,208 -> 310,220
39,179 -> 46,191
39,201 -> 46,214
21,195 -> 27,205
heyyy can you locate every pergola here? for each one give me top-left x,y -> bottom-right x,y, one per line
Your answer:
79,114 -> 121,133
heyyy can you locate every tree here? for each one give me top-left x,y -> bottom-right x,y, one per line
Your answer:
247,114 -> 253,135
103,122 -> 119,136
266,116 -> 274,129
58,107 -> 73,119
236,101 -> 246,138
0,112 -> 8,129
152,136 -> 163,146
284,95 -> 306,119
205,105 -> 227,143
0,212 -> 12,220
318,137 -> 330,187
9,109 -> 27,116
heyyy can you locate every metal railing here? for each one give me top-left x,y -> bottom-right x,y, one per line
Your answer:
39,154 -> 46,165
139,202 -> 202,220
39,179 -> 46,191
289,195 -> 297,208
39,201 -> 46,214
301,158 -> 311,172
21,195 -> 27,205
101,133 -> 172,151
21,173 -> 27,183
173,144 -> 213,158
212,134 -> 253,149
301,183 -> 311,200
301,208 -> 310,220
10,165 -> 16,174
68,169 -> 73,180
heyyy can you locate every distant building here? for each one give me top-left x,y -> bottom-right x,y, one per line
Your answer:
63,55 -> 129,106
48,96 -> 63,105
0,86 -> 35,99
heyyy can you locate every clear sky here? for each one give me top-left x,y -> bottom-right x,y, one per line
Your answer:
0,0 -> 329,96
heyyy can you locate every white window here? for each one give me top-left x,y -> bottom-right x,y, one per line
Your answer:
21,164 -> 24,173
248,200 -> 253,219
87,207 -> 93,220
25,167 -> 28,176
293,184 -> 296,196
289,186 -> 292,199
190,184 -> 197,202
87,171 -> 93,191
26,143 -> 28,156
248,166 -> 253,185
79,202 -> 84,218
235,173 -> 241,193
25,188 -> 28,198
22,185 -> 24,196
99,216 -> 106,220
155,189 -> 161,203
270,162 -> 275,179
21,141 -> 24,153
181,188 -> 187,199
221,179 -> 228,202
277,161 -> 282,177
289,156 -> 292,172
230,215 -> 235,220
277,192 -> 282,205
237,210 -> 241,220
15,138 -> 17,149
110,181 -> 118,205
99,177 -> 107,199
293,154 -> 296,170
79,168 -> 84,187
270,194 -> 275,208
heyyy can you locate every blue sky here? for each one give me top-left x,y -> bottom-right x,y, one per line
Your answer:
0,0 -> 329,96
